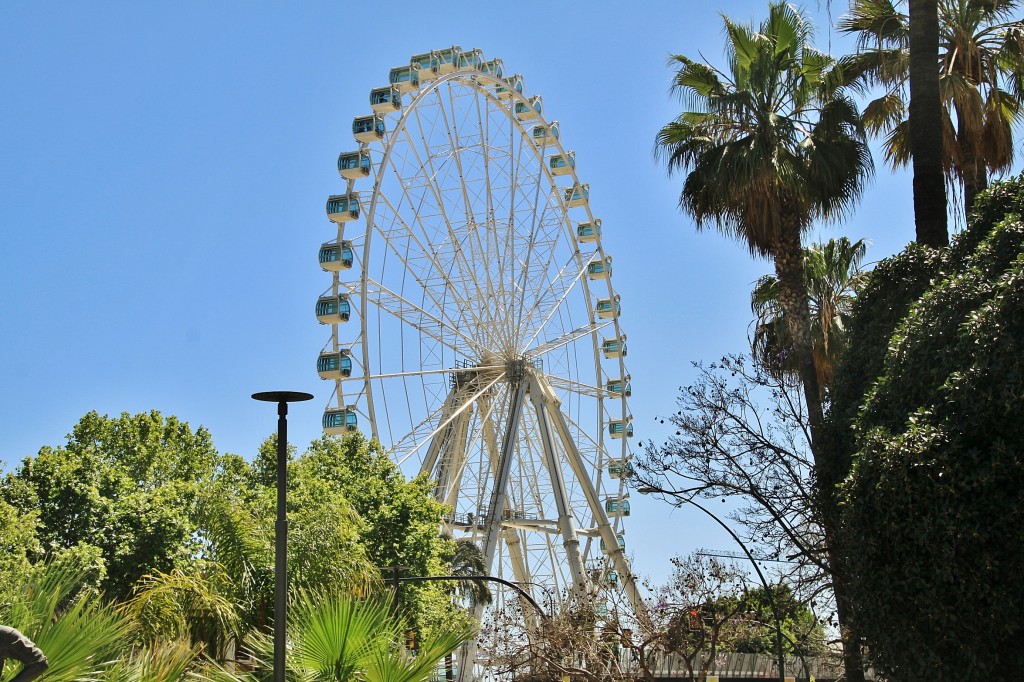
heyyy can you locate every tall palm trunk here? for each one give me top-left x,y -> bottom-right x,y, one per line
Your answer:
909,0 -> 949,246
775,222 -> 865,682
772,223 -> 824,441
958,112 -> 989,216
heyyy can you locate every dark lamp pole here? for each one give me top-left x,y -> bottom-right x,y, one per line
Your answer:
252,391 -> 313,682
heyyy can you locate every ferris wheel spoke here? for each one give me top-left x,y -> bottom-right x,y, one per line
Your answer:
363,278 -> 488,357
391,369 -> 506,467
404,90 -> 491,306
526,321 -> 612,361
434,84 -> 520,351
544,373 -> 608,400
519,256 -> 598,351
371,192 -> 493,337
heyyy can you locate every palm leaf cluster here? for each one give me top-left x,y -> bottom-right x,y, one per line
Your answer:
656,2 -> 872,256
839,0 -> 1024,213
242,592 -> 473,682
750,237 -> 869,394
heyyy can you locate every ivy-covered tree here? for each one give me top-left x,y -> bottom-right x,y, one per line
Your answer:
835,175 -> 1024,680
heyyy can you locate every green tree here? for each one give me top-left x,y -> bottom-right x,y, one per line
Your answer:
0,499 -> 40,588
841,0 -> 1024,218
655,5 -> 871,679
835,175 -> 1024,680
751,237 -> 869,394
298,434 -> 454,633
1,411 -> 222,599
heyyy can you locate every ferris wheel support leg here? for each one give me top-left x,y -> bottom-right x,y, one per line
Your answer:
527,373 -> 587,594
422,390 -> 460,477
458,379 -> 527,682
480,378 -> 526,567
422,388 -> 473,510
536,374 -> 649,619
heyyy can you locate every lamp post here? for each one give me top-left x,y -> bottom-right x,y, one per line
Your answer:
252,391 -> 314,682
637,486 -> 788,682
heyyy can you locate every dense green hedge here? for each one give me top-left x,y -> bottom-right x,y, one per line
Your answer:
835,177 -> 1024,681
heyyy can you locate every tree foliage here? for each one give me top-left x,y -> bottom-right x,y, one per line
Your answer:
840,0 -> 1024,216
0,414 -> 460,662
836,175 -> 1024,680
751,237 -> 869,394
1,411 -> 219,599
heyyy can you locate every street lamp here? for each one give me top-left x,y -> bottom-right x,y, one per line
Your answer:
637,486 -> 788,682
252,391 -> 314,682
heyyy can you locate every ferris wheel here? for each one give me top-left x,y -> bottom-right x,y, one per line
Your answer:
316,46 -> 642,620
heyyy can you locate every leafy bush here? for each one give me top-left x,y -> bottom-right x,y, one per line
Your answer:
836,176 -> 1024,681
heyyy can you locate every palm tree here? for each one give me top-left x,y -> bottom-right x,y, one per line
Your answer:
655,5 -> 872,680
655,2 -> 872,438
121,567 -> 241,658
841,0 -> 1024,220
242,591 -> 473,682
751,237 -> 869,395
910,0 -> 949,245
3,559 -> 132,682
448,538 -> 492,608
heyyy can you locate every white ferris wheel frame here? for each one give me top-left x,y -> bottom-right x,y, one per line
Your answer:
320,52 -> 645,626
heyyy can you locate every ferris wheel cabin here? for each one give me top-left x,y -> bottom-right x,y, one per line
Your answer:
457,48 -> 484,71
600,534 -> 626,551
515,96 -> 543,121
337,151 -> 371,179
606,375 -> 631,397
609,417 -> 633,439
433,46 -> 463,75
602,335 -> 627,358
496,74 -> 524,99
389,64 -> 421,93
353,114 -> 385,143
596,295 -> 621,319
370,85 -> 402,113
564,183 -> 589,208
480,59 -> 504,78
587,255 -> 612,280
323,407 -> 358,435
316,294 -> 351,324
577,219 -> 602,243
326,194 -> 360,223
531,121 -> 559,146
607,458 -> 635,479
605,497 -> 631,517
317,349 -> 353,379
319,240 -> 354,272
549,151 -> 575,176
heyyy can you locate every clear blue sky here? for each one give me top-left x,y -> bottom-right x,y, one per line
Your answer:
0,1 -> 986,587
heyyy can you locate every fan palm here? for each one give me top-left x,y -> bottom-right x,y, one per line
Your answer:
840,0 -> 1024,217
448,539 -> 491,607
242,591 -> 473,682
1,560 -> 131,682
655,1 -> 872,438
751,237 -> 869,395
